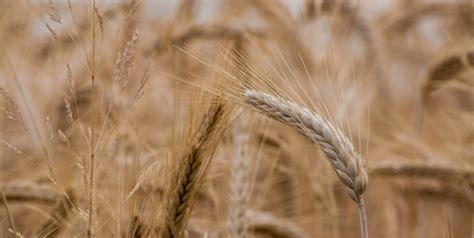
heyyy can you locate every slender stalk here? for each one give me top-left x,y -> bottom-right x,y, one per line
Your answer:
357,198 -> 368,238
88,0 -> 97,237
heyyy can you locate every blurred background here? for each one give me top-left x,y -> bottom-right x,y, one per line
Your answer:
0,0 -> 473,237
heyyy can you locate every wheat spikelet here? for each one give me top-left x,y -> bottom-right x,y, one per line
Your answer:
162,102 -> 231,238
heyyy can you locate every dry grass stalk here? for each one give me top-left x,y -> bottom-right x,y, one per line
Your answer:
88,0 -> 98,235
246,210 -> 309,238
161,102 -> 231,238
113,29 -> 140,95
243,89 -> 368,238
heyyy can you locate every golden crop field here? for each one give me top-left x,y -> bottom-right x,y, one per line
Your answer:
0,0 -> 472,237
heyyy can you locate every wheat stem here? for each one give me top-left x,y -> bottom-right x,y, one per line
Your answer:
357,198 -> 368,238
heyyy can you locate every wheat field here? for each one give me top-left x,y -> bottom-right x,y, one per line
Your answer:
0,0 -> 473,237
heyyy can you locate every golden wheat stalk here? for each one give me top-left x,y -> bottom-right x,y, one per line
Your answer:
243,89 -> 368,238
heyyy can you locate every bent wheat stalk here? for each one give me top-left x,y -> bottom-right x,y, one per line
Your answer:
243,89 -> 368,238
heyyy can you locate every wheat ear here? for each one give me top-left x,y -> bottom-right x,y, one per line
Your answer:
243,89 -> 368,238
162,103 -> 229,238
226,119 -> 251,238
